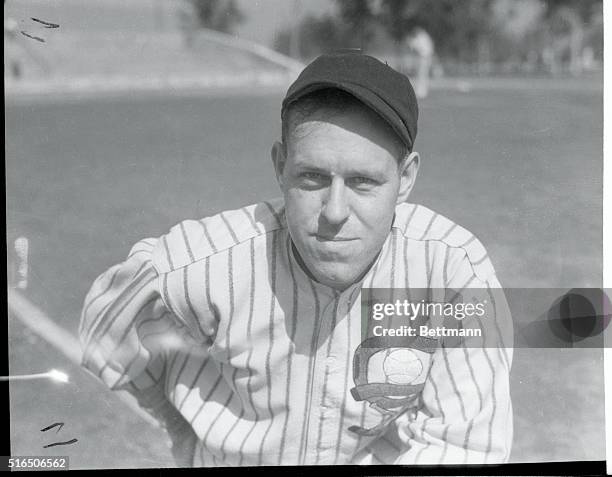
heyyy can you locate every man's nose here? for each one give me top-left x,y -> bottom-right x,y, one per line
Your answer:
321,177 -> 350,225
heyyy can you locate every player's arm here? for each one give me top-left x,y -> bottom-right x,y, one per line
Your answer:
393,249 -> 513,465
78,238 -> 199,463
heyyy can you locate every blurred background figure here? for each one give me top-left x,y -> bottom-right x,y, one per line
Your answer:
405,26 -> 434,98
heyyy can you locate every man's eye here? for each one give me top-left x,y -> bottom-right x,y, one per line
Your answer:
348,177 -> 378,187
300,172 -> 326,182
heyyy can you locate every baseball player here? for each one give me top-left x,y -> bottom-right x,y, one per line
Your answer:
79,53 -> 513,467
406,27 -> 435,99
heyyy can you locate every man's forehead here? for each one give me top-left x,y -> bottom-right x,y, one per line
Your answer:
287,106 -> 405,162
290,154 -> 393,179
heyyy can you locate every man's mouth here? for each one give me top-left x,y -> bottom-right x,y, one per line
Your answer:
313,234 -> 356,242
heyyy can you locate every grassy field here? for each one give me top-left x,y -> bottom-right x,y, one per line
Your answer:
6,76 -> 604,467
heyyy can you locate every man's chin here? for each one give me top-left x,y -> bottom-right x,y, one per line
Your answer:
293,242 -> 376,289
311,263 -> 368,290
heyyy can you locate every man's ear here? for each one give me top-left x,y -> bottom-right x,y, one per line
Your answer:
397,151 -> 420,204
271,141 -> 287,190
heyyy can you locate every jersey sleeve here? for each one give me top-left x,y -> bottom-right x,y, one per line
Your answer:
78,238 -> 196,425
392,248 -> 514,465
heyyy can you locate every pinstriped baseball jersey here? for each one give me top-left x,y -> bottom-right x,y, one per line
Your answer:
79,198 -> 513,466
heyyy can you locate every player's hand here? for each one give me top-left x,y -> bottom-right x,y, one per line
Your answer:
174,309 -> 218,346
197,309 -> 219,342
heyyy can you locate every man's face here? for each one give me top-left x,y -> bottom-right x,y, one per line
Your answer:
272,104 -> 418,291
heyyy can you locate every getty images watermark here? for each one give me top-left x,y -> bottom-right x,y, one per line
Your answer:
371,298 -> 487,338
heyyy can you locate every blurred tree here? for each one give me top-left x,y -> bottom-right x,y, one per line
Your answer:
414,0 -> 495,64
377,0 -> 422,44
489,0 -> 547,70
540,0 -> 601,74
585,2 -> 603,61
274,14 -> 345,59
541,0 -> 600,21
376,0 -> 423,58
304,15 -> 344,55
272,0 -> 602,74
190,0 -> 244,33
335,0 -> 376,50
373,0 -> 432,82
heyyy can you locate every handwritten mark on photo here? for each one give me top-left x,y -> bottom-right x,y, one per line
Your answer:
31,17 -> 60,28
20,17 -> 60,43
41,422 -> 78,448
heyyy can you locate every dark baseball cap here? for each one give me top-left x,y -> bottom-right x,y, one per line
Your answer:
282,52 -> 419,149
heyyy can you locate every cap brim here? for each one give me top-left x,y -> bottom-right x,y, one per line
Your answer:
283,81 -> 413,149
